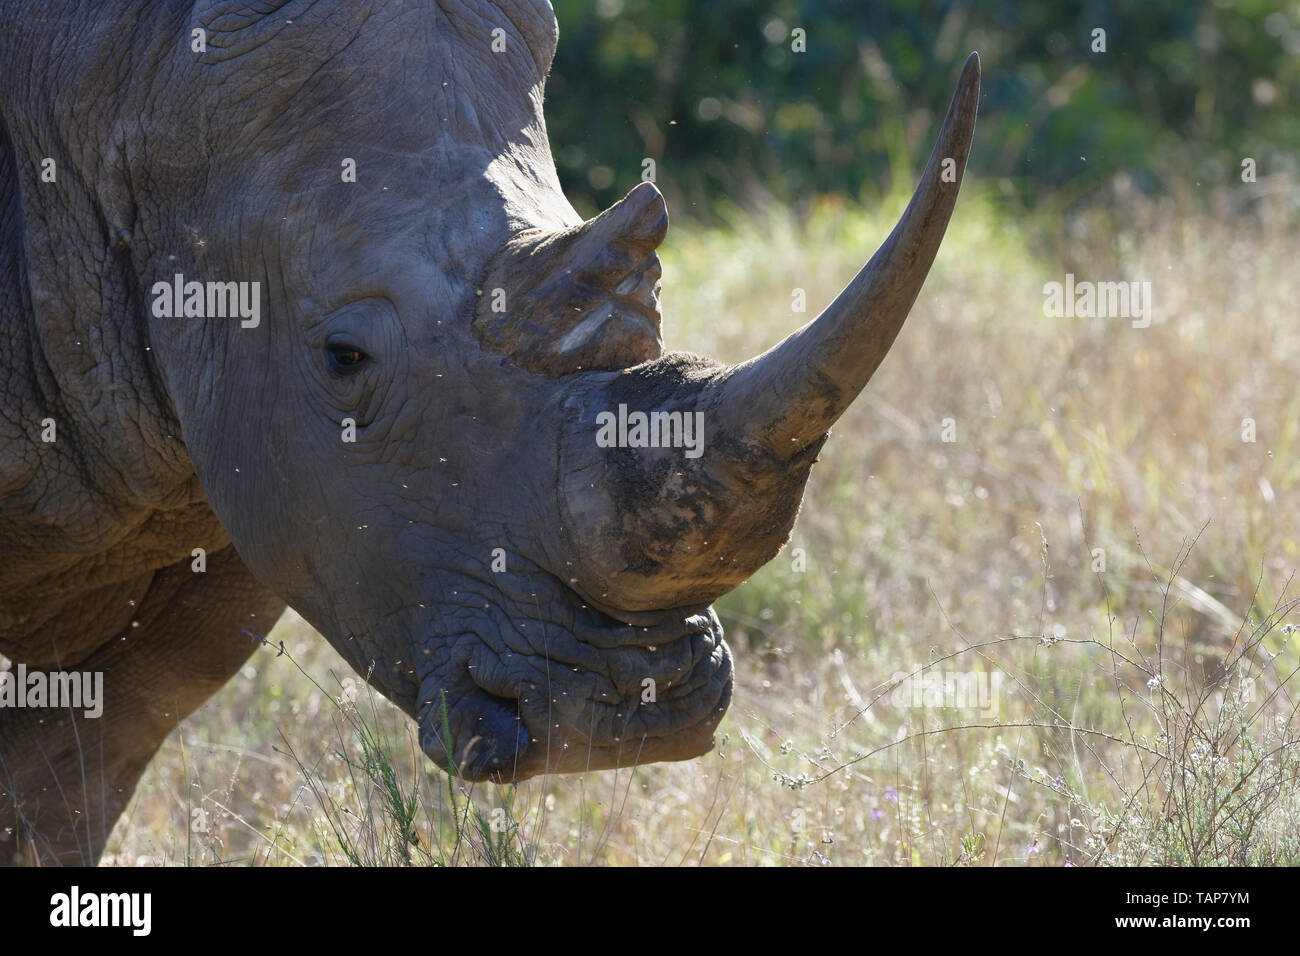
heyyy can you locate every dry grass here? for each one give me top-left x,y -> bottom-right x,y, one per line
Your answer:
103,179 -> 1300,866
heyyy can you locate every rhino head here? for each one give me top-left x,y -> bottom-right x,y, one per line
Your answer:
132,1 -> 978,782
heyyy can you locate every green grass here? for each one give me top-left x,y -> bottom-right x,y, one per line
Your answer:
104,180 -> 1300,866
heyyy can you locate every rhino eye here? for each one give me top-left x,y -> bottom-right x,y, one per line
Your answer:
326,342 -> 369,374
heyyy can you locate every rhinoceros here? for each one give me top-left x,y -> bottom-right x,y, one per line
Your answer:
0,0 -> 978,865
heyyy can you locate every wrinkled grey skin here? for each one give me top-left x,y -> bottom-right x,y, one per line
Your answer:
0,0 -> 978,865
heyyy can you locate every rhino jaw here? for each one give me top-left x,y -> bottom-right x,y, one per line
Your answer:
413,602 -> 733,782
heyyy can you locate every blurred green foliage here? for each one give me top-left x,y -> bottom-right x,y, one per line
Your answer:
546,0 -> 1300,216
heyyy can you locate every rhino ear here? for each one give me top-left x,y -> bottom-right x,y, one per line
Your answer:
473,183 -> 669,376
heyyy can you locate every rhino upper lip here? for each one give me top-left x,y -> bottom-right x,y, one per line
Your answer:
422,585 -> 728,782
457,630 -> 731,783
573,596 -> 716,642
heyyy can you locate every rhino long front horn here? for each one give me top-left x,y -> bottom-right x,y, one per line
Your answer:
717,51 -> 981,459
554,54 -> 980,616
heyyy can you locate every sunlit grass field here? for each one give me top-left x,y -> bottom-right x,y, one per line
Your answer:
105,180 -> 1300,866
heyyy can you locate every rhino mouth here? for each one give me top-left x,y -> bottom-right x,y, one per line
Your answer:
414,597 -> 732,783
